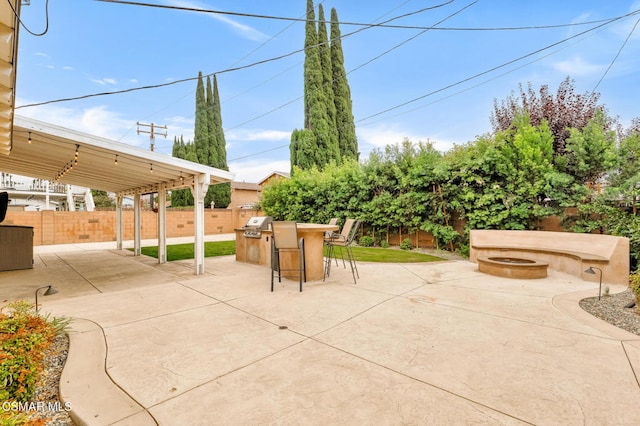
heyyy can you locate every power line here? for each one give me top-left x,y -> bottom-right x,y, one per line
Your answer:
225,0 -> 479,132
6,0 -> 50,36
94,0 -> 625,32
592,16 -> 640,92
19,2 -> 630,110
356,9 -> 640,124
16,1 -> 452,110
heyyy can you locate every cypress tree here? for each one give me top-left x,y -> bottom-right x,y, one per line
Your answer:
171,136 -> 192,207
295,0 -> 333,170
318,4 -> 340,164
213,75 -> 227,169
194,71 -> 210,165
330,7 -> 358,160
290,128 -> 316,175
206,75 -> 218,167
203,74 -> 231,208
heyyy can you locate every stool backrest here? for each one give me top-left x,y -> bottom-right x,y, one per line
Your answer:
0,192 -> 8,223
272,221 -> 299,249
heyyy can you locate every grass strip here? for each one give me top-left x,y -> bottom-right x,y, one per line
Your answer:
136,240 -> 443,263
137,240 -> 236,261
328,246 -> 444,263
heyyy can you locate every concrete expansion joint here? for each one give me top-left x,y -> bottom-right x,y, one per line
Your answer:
60,318 -> 157,426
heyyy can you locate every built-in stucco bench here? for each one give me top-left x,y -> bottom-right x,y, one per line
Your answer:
469,230 -> 630,285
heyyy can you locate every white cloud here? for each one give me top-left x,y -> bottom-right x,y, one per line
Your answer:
15,100 -> 144,147
226,128 -> 290,142
63,66 -> 74,71
88,77 -> 117,85
551,56 -> 604,76
166,0 -> 268,42
357,125 -> 456,153
229,159 -> 290,183
35,52 -> 49,58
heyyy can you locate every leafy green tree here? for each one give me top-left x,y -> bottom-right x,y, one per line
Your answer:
330,7 -> 357,161
91,190 -> 114,208
612,126 -> 640,214
444,114 -> 556,232
491,77 -> 604,156
561,110 -> 617,185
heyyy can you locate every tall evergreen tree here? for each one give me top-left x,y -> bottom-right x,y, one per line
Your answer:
293,0 -> 334,170
205,76 -> 218,167
194,71 -> 210,165
317,4 -> 340,164
171,136 -> 192,207
330,7 -> 358,160
207,74 -> 231,208
213,75 -> 227,169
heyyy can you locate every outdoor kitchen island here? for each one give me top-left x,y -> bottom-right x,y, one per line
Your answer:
235,217 -> 339,281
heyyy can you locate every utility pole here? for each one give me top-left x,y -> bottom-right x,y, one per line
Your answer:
137,122 -> 167,209
136,122 -> 167,152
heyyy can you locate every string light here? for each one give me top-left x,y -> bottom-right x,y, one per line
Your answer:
150,163 -> 153,173
114,154 -> 118,165
28,132 -> 32,144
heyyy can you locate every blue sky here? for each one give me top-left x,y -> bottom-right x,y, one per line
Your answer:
14,0 -> 640,183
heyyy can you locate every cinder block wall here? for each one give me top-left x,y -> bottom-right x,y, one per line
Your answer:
2,209 -> 262,245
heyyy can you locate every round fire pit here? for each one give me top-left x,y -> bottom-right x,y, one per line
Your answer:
477,256 -> 548,279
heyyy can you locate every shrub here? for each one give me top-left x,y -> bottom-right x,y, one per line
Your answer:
630,270 -> 640,304
359,236 -> 374,247
400,238 -> 412,250
380,240 -> 390,249
0,301 -> 71,403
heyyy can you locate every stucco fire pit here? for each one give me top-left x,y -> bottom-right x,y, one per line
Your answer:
477,256 -> 548,279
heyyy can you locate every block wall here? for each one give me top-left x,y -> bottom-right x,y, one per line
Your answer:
2,209 -> 260,246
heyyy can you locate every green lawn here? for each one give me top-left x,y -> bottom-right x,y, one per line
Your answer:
137,240 -> 236,261
136,240 -> 444,263
327,246 -> 444,263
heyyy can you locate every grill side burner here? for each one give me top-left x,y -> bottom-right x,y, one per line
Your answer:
242,216 -> 272,239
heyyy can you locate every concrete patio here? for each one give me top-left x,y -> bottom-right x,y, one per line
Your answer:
2,238 -> 640,425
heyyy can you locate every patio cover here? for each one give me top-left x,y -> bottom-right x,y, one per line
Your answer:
1,115 -> 234,275
0,0 -> 19,156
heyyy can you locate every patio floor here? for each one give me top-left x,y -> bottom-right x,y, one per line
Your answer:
2,238 -> 640,425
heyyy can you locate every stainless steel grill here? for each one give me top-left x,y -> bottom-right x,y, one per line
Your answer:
242,216 -> 272,239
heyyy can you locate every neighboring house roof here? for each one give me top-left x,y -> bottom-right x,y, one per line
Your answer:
258,171 -> 290,186
231,181 -> 260,191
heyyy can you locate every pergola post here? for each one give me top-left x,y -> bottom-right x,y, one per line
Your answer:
116,194 -> 123,250
134,192 -> 141,256
191,173 -> 209,275
157,183 -> 167,264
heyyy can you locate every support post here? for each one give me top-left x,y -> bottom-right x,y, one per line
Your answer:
191,174 -> 209,275
157,183 -> 167,264
116,194 -> 123,250
134,192 -> 141,256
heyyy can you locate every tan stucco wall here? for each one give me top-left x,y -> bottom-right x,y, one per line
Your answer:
469,229 -> 630,285
2,209 -> 263,246
230,188 -> 260,209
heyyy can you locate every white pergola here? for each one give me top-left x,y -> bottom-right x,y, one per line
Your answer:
2,115 -> 234,275
1,1 -> 234,274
